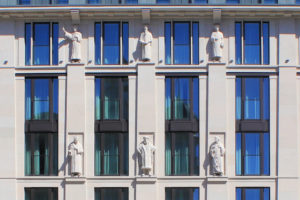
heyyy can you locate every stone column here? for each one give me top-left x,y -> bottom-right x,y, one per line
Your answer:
207,62 -> 228,200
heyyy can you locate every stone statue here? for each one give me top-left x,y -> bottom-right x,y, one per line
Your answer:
210,24 -> 224,62
63,25 -> 82,63
68,137 -> 83,177
139,26 -> 153,62
209,136 -> 225,176
137,136 -> 156,176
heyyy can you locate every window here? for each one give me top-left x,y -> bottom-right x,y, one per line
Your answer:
165,77 -> 199,176
95,77 -> 128,176
25,188 -> 58,200
166,188 -> 199,200
25,78 -> 58,176
227,0 -> 277,4
94,22 -> 128,65
19,0 -> 68,5
88,0 -> 137,4
95,188 -> 128,200
236,77 -> 270,176
236,188 -> 270,200
25,23 -> 59,66
157,0 -> 207,4
165,22 -> 199,65
235,22 -> 269,65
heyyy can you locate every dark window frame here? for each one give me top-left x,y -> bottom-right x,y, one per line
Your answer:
165,187 -> 198,200
25,188 -> 58,200
236,187 -> 270,200
25,78 -> 58,133
95,188 -> 128,200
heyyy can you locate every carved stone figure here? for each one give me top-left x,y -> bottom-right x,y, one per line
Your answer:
210,24 -> 224,61
68,137 -> 84,177
63,25 -> 82,63
139,26 -> 153,62
209,136 -> 225,176
137,136 -> 156,176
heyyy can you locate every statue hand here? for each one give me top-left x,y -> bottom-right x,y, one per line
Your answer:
62,27 -> 66,33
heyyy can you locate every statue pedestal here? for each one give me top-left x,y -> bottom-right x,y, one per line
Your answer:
207,176 -> 228,200
65,177 -> 86,200
135,177 -> 157,200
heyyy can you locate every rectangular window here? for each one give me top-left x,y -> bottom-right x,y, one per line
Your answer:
25,133 -> 58,176
94,22 -> 128,65
25,188 -> 58,200
19,0 -> 31,5
236,77 -> 270,176
166,188 -> 199,200
235,22 -> 269,65
56,0 -> 69,3
95,133 -> 128,175
25,23 -> 59,66
236,188 -> 270,200
165,22 -> 199,65
95,188 -> 128,200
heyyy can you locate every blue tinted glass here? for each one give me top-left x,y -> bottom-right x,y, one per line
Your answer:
25,23 -> 31,66
263,22 -> 269,65
245,78 -> 260,119
245,189 -> 260,200
103,23 -> 120,64
192,22 -> 199,64
194,133 -> 199,175
33,23 -> 50,65
174,22 -> 190,64
236,133 -> 242,175
165,22 -> 171,64
165,78 -> 171,120
195,0 -> 207,3
244,22 -> 261,64
227,0 -> 239,3
235,22 -> 242,64
56,0 -> 68,3
34,79 -> 49,120
264,0 -> 276,4
95,23 -> 101,65
52,23 -> 59,65
263,133 -> 270,175
236,188 -> 242,200
122,22 -> 129,64
264,188 -> 270,200
193,78 -> 199,120
245,133 -> 260,175
236,78 -> 241,120
25,79 -> 31,120
263,78 -> 269,120
193,188 -> 199,200
126,0 -> 138,3
297,0 -> 300,4
20,0 -> 31,4
157,0 -> 170,3
88,0 -> 100,3
53,79 -> 58,120
174,78 -> 190,120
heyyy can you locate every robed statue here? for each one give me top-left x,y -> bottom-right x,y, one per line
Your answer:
209,136 -> 225,176
139,26 -> 153,62
210,24 -> 224,62
63,25 -> 82,63
68,137 -> 84,177
137,136 -> 156,176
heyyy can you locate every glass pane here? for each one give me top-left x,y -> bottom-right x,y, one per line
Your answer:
56,0 -> 69,3
34,79 -> 49,120
236,133 -> 242,175
264,188 -> 270,200
157,0 -> 170,3
244,78 -> 260,119
34,46 -> 50,65
53,79 -> 58,120
88,0 -> 100,3
103,23 -> 120,64
34,24 -> 50,46
227,0 -> 239,3
244,22 -> 260,64
34,134 -> 49,175
165,188 -> 171,200
263,78 -> 269,120
20,0 -> 31,4
95,23 -> 101,64
33,23 -> 50,65
194,133 -> 199,175
123,134 -> 129,175
165,22 -> 171,64
103,133 -> 119,175
195,0 -> 207,3
236,78 -> 241,120
245,188 -> 260,200
264,0 -> 276,3
244,133 -> 260,175
103,188 -> 120,200
25,134 -> 31,175
244,45 -> 260,64
174,78 -> 190,120
165,78 -> 171,120
95,133 -> 101,175
25,189 -> 30,200
192,22 -> 199,64
25,79 -> 31,120
95,189 -> 101,200
52,133 -> 58,175
235,22 -> 242,64
34,188 -> 49,200
122,78 -> 128,120
174,133 -> 189,175
193,188 -> 199,200
122,22 -> 129,64
165,133 -> 171,176
95,78 -> 101,120
175,188 -> 189,200
263,22 -> 269,64
236,188 -> 242,200
25,23 -> 31,66
193,78 -> 199,120
174,22 -> 190,64
263,133 -> 270,175
103,79 -> 120,120
52,23 -> 59,65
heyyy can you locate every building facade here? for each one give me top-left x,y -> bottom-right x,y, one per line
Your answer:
0,1 -> 300,200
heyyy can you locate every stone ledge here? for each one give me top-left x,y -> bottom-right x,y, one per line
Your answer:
207,62 -> 226,65
137,62 -> 155,66
135,176 -> 157,184
207,176 -> 228,183
65,177 -> 86,184
66,62 -> 85,66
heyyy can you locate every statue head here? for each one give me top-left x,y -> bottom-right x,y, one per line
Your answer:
144,25 -> 149,32
214,24 -> 220,32
74,137 -> 79,144
142,136 -> 149,145
73,25 -> 79,32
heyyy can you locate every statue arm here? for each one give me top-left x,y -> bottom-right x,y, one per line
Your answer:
64,31 -> 73,40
